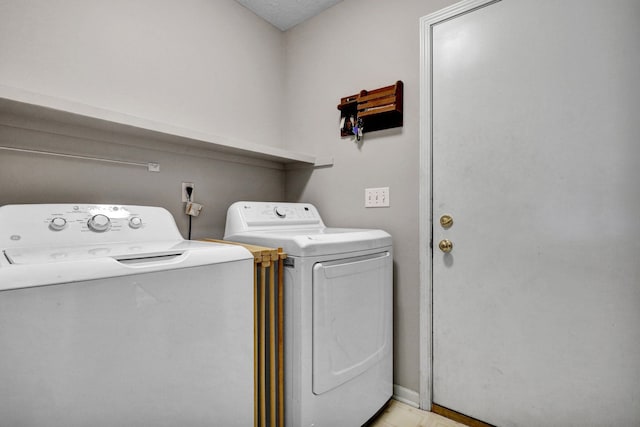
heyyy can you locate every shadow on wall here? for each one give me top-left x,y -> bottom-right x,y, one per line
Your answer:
285,166 -> 314,202
353,127 -> 403,151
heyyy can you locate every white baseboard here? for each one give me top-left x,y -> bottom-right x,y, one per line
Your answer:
393,384 -> 420,408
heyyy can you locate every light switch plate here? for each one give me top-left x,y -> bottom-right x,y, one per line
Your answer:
365,187 -> 390,208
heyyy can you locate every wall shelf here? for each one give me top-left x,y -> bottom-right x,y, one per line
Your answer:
0,85 -> 332,168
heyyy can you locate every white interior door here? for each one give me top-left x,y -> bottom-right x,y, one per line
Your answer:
430,0 -> 640,425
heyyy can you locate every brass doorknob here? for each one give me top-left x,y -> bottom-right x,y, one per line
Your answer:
440,215 -> 453,229
438,239 -> 453,253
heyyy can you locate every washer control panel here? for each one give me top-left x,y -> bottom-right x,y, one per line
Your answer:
0,204 -> 182,249
44,205 -> 144,234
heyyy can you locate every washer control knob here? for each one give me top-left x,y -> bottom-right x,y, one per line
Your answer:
88,214 -> 111,232
49,217 -> 67,231
129,216 -> 143,229
274,207 -> 286,218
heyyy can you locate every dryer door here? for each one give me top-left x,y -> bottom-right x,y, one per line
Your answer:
312,251 -> 392,395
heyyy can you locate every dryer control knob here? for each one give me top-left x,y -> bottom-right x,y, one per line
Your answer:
49,217 -> 67,231
88,214 -> 111,232
129,216 -> 143,229
274,207 -> 286,218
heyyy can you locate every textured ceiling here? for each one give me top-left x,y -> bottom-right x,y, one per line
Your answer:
235,0 -> 343,31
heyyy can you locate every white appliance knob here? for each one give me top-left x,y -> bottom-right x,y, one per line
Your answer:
274,207 -> 286,218
88,214 -> 111,232
129,216 -> 143,229
49,217 -> 67,231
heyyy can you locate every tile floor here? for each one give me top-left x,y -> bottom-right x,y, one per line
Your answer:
369,400 -> 467,427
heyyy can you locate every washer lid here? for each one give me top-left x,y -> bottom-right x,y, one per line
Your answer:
224,227 -> 392,257
4,240 -> 215,265
0,241 -> 252,291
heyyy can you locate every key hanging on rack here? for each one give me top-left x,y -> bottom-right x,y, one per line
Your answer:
353,117 -> 364,141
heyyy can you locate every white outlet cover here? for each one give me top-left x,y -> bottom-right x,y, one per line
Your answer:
182,182 -> 194,202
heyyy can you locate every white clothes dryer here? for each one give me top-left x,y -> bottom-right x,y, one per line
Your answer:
224,201 -> 393,427
0,204 -> 254,427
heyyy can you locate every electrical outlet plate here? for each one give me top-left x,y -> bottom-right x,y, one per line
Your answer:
182,182 -> 194,202
365,187 -> 390,208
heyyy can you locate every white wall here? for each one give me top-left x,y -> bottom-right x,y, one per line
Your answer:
0,0 -> 288,237
0,0 -> 285,148
0,121 -> 285,240
284,0 -> 457,394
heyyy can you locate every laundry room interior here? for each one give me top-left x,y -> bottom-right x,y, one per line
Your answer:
1,0 -> 639,426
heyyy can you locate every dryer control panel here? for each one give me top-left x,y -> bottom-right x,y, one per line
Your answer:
225,201 -> 325,233
0,204 -> 183,249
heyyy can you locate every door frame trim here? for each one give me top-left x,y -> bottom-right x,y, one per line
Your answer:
418,0 -> 501,410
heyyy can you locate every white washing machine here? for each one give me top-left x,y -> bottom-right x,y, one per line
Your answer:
0,203 -> 254,427
224,201 -> 393,427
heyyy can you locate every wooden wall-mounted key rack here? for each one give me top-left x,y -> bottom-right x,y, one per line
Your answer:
337,80 -> 403,138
